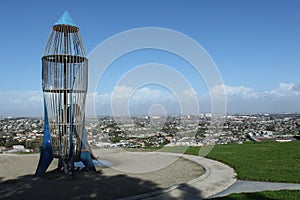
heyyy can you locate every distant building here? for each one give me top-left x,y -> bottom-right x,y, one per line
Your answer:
13,145 -> 25,150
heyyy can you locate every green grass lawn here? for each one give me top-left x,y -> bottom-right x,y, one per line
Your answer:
130,141 -> 300,199
127,141 -> 300,183
214,190 -> 300,200
205,141 -> 300,183
180,142 -> 300,199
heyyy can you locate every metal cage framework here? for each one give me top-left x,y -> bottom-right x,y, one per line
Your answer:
36,12 -> 95,175
42,24 -> 88,159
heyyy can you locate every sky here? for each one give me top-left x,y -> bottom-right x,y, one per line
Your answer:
0,0 -> 299,116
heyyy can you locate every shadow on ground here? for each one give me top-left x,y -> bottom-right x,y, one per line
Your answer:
0,170 -> 203,200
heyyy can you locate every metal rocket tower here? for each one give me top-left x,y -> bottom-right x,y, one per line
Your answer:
36,11 -> 95,175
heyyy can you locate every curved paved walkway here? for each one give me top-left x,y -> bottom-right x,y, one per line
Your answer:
210,180 -> 300,198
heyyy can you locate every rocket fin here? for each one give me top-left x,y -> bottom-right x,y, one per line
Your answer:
80,149 -> 96,171
79,125 -> 96,171
35,101 -> 53,176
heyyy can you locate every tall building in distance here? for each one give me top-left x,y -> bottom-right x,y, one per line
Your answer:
36,11 -> 95,175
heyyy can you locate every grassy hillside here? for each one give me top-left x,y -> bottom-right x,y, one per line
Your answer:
130,141 -> 300,183
205,141 -> 300,183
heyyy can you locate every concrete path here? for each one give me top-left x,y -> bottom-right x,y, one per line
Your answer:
210,180 -> 300,198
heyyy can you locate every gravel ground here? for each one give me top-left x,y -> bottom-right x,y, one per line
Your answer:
0,149 -> 204,188
95,148 -> 205,189
0,153 -> 58,180
0,149 -> 206,199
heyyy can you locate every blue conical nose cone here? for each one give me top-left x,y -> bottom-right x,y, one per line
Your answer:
55,11 -> 77,27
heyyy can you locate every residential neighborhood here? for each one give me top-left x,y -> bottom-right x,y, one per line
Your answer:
0,113 -> 299,153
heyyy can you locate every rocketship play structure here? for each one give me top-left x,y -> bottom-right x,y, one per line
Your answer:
36,11 -> 96,175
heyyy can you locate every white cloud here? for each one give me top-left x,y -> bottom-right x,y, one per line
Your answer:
292,83 -> 300,91
268,83 -> 300,97
0,83 -> 300,116
112,85 -> 134,100
210,84 -> 256,99
130,87 -> 165,102
208,83 -> 300,113
90,86 -> 200,116
0,90 -> 43,117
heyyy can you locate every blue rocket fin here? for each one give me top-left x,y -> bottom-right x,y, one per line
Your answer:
35,100 -> 53,176
80,149 -> 96,171
79,123 -> 96,171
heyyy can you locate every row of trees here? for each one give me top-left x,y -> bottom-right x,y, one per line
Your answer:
0,137 -> 42,152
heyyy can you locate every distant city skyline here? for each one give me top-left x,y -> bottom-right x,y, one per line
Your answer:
0,0 -> 299,116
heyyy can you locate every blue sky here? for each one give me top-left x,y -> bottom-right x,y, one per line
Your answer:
0,0 -> 299,116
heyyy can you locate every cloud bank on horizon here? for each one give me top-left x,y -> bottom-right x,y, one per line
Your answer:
0,83 -> 299,117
